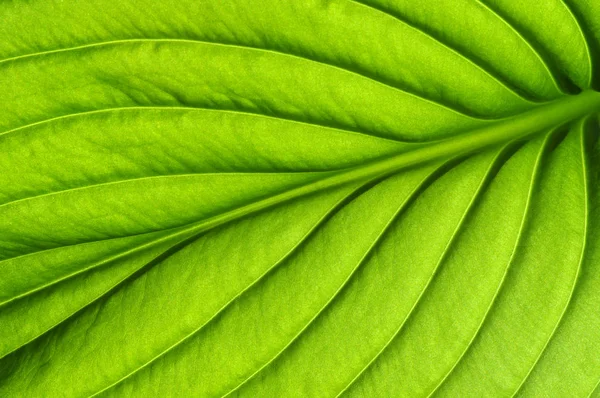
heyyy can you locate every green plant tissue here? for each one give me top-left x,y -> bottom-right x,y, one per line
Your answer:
0,0 -> 600,396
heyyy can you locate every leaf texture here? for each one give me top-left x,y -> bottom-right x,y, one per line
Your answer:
1,0 -> 600,397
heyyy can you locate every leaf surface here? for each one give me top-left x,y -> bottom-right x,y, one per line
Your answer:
1,0 -> 600,396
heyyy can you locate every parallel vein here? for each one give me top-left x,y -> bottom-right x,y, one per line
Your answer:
476,0 -> 567,94
87,174 -> 389,397
349,0 -> 541,103
0,38 -> 484,119
511,121 -> 590,396
427,131 -> 550,396
220,160 -> 455,398
336,146 -> 508,397
0,105 -> 414,143
558,0 -> 593,88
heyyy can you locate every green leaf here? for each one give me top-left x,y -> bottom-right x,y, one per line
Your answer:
1,0 -> 600,396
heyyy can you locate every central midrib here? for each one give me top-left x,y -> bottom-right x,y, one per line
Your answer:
83,89 -> 600,396
5,90 -> 600,325
191,89 -> 600,236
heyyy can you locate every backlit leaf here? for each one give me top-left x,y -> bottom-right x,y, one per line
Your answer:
1,0 -> 600,396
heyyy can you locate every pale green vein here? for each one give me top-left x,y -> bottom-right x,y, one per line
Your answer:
588,377 -> 600,398
349,0 -> 540,103
0,172 -> 330,309
511,119 -> 590,396
0,227 -> 192,311
427,130 -> 551,397
87,174 -> 385,398
0,92 -> 597,308
0,4 -> 598,395
476,0 -> 565,95
0,172 -> 326,211
336,145 -> 508,397
219,159 -> 454,398
0,221 -> 187,268
0,38 -> 482,119
3,90 -> 599,261
0,105 -> 414,144
559,0 -> 593,88
1,176 -> 368,363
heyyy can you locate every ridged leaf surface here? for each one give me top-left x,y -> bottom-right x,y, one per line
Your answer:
1,0 -> 600,396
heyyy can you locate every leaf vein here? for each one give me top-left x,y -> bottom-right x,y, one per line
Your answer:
558,0 -> 593,88
427,131 -> 551,396
335,145 -> 508,397
86,175 -> 377,398
0,38 -> 483,119
475,0 -> 566,94
0,171 -> 326,211
511,120 -> 590,396
221,159 -> 455,398
348,0 -> 541,102
0,105 -> 414,143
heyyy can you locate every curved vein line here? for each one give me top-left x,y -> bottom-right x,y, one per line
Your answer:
0,223 -> 186,267
511,120 -> 590,396
3,91 -> 599,262
0,176 -> 365,363
0,105 -> 413,144
0,171 -> 326,211
475,0 -> 565,95
0,168 -> 359,304
0,170 -> 365,303
348,0 -> 539,103
219,160 -> 454,398
559,0 -> 593,88
426,131 -> 551,397
86,176 -> 381,398
588,377 -> 600,398
0,231 -> 195,360
0,229 -> 186,309
0,38 -> 483,119
335,146 -> 507,397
